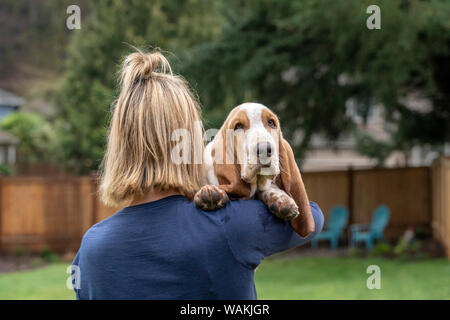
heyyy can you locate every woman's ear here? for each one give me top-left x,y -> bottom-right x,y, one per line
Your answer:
212,128 -> 251,199
276,136 -> 315,238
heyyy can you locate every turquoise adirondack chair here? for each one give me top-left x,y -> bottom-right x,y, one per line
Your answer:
350,205 -> 390,250
312,206 -> 349,250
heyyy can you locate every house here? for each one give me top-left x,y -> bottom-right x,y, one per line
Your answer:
278,67 -> 449,171
301,97 -> 449,172
0,89 -> 23,165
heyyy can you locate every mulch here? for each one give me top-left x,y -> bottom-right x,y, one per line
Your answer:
0,255 -> 51,273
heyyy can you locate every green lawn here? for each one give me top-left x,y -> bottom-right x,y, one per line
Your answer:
255,256 -> 450,299
0,263 -> 73,300
0,257 -> 449,299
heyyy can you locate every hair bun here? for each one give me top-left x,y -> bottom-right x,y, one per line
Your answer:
120,49 -> 173,86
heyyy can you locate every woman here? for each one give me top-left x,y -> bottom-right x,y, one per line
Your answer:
72,49 -> 324,300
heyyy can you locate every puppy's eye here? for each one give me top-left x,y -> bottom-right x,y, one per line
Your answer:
268,119 -> 276,128
234,123 -> 244,131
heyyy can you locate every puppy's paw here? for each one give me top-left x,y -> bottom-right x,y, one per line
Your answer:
262,190 -> 299,221
194,185 -> 229,211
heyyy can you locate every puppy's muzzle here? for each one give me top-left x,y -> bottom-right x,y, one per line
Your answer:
256,142 -> 272,167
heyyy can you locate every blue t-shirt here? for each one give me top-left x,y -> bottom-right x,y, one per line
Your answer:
72,195 -> 323,299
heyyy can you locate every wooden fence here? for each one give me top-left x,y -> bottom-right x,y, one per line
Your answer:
0,163 -> 447,256
303,166 -> 432,240
0,177 -> 94,253
432,157 -> 450,259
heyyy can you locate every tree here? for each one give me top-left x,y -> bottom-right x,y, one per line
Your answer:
55,0 -> 221,173
0,0 -> 89,88
1,112 -> 56,163
182,0 -> 450,161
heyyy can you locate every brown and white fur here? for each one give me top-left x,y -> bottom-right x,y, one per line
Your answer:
194,102 -> 315,238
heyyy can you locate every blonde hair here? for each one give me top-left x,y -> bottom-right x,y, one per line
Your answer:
99,49 -> 204,207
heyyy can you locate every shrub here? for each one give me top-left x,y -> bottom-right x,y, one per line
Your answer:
40,247 -> 60,263
373,242 -> 393,257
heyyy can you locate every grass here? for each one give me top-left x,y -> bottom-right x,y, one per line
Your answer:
0,264 -> 73,300
0,257 -> 449,299
255,256 -> 450,299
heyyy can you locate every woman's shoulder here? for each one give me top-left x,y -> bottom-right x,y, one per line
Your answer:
214,199 -> 274,235
226,199 -> 321,217
213,199 -> 270,223
216,199 -> 323,243
226,198 -> 268,213
79,214 -> 118,249
220,199 -> 320,216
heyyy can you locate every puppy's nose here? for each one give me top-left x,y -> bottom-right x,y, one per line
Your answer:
257,142 -> 272,157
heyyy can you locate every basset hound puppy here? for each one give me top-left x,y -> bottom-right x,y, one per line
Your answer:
194,102 -> 315,238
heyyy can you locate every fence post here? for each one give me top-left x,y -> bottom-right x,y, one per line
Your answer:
79,176 -> 97,235
0,176 -> 2,253
347,166 -> 354,225
442,157 -> 449,260
431,156 -> 450,260
91,175 -> 98,225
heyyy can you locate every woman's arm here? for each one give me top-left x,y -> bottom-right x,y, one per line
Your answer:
221,200 -> 324,269
71,251 -> 82,299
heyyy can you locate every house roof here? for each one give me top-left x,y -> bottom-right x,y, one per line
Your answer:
0,88 -> 24,108
0,130 -> 18,145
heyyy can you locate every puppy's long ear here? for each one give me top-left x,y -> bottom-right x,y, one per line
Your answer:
276,136 -> 315,238
212,127 -> 251,199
